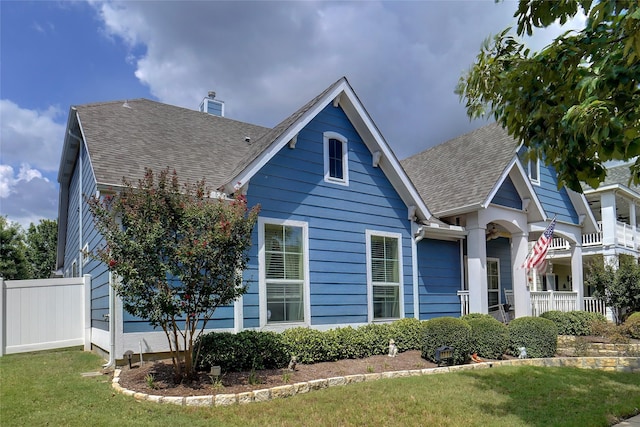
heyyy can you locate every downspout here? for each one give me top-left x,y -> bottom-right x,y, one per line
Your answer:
103,271 -> 116,368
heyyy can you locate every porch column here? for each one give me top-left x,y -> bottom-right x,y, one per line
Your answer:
600,192 -> 617,264
570,243 -> 584,310
511,232 -> 531,317
467,224 -> 488,314
630,202 -> 637,251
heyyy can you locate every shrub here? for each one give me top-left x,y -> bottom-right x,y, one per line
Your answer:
461,313 -> 495,322
540,310 -> 606,336
507,317 -> 557,358
422,317 -> 471,365
623,312 -> 640,339
280,327 -> 329,364
466,317 -> 508,359
195,330 -> 288,372
389,318 -> 426,352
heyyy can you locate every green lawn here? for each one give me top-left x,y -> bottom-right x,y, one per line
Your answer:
1,347 -> 639,427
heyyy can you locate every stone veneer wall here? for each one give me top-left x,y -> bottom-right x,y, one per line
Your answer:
557,335 -> 640,357
111,356 -> 640,407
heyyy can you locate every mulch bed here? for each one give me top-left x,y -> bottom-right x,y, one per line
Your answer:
117,350 -> 442,397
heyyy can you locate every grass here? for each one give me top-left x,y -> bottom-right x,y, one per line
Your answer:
1,347 -> 639,426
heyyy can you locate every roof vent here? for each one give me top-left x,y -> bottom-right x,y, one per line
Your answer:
245,136 -> 251,143
199,91 -> 225,117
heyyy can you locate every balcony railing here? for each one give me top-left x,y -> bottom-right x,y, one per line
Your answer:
549,221 -> 638,251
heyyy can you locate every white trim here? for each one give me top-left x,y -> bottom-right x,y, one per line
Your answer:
323,131 -> 349,186
528,157 -> 540,185
258,217 -> 310,329
411,222 -> 420,319
366,229 -> 404,322
82,243 -> 89,266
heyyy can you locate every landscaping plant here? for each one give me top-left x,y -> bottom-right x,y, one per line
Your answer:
88,168 -> 259,380
507,316 -> 557,358
422,317 -> 471,365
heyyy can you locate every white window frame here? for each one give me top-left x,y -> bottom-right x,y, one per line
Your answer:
258,217 -> 310,329
323,131 -> 349,186
487,257 -> 501,311
366,229 -> 404,322
528,158 -> 540,185
82,243 -> 89,266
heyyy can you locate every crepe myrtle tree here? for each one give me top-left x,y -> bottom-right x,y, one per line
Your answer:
88,168 -> 259,380
456,0 -> 640,192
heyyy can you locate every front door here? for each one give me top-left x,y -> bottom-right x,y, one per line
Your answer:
487,258 -> 501,311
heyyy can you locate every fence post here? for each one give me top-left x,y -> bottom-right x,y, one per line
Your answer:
0,277 -> 4,357
83,274 -> 91,351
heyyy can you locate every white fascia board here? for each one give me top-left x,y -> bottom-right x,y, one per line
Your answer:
585,183 -> 640,201
76,114 -> 99,189
229,81 -> 349,194
338,86 -> 433,222
482,156 -> 517,209
504,157 -> 546,222
434,203 -> 484,218
565,187 -> 598,233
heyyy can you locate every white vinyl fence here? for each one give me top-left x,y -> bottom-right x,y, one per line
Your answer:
1,275 -> 91,356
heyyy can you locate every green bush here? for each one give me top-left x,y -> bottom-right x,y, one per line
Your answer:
540,310 -> 606,336
624,312 -> 640,339
466,317 -> 508,360
389,318 -> 426,352
508,317 -> 558,358
195,330 -> 288,372
422,317 -> 471,365
461,313 -> 495,322
280,327 -> 330,364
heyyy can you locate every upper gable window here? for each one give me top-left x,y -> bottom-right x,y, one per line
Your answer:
323,132 -> 349,186
528,158 -> 540,185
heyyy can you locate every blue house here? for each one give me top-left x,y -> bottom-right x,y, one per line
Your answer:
56,77 -> 465,359
56,77 -> 597,360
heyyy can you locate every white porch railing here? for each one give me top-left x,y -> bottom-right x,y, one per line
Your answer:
530,291 -> 577,316
584,297 -> 607,316
457,290 -> 608,318
549,221 -> 639,251
457,290 -> 470,316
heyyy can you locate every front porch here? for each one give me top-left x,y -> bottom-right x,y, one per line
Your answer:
457,289 -> 607,319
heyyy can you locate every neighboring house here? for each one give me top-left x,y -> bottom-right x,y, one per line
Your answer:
401,123 -> 598,320
547,163 -> 640,300
56,77 -> 465,359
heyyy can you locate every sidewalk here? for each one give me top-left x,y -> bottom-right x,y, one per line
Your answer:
613,414 -> 640,426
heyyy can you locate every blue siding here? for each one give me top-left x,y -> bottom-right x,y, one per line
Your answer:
492,175 -> 522,210
519,153 -> 579,223
486,237 -> 512,302
243,103 -> 414,328
416,239 -> 461,319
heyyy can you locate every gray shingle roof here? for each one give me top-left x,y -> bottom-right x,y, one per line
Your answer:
401,122 -> 519,215
75,99 -> 269,190
582,163 -> 639,193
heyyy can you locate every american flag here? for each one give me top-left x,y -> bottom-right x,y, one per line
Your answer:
523,217 -> 557,272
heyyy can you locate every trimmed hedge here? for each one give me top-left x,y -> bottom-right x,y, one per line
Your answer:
466,317 -> 508,360
422,317 -> 471,365
194,330 -> 288,372
624,312 -> 640,339
508,316 -> 558,358
461,313 -> 495,322
540,310 -> 606,336
280,327 -> 330,364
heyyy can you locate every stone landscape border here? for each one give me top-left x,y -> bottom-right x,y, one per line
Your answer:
111,356 -> 640,407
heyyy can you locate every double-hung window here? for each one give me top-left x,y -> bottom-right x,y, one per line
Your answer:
367,230 -> 403,320
260,219 -> 308,325
323,131 -> 349,185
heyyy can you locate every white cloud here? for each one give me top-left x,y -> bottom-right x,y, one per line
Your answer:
0,99 -> 66,172
0,164 -> 57,229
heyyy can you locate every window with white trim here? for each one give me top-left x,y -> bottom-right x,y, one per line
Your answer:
487,258 -> 501,310
260,219 -> 308,324
367,230 -> 403,320
528,158 -> 540,185
323,132 -> 349,185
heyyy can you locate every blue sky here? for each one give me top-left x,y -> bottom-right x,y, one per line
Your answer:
0,1 -> 584,228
